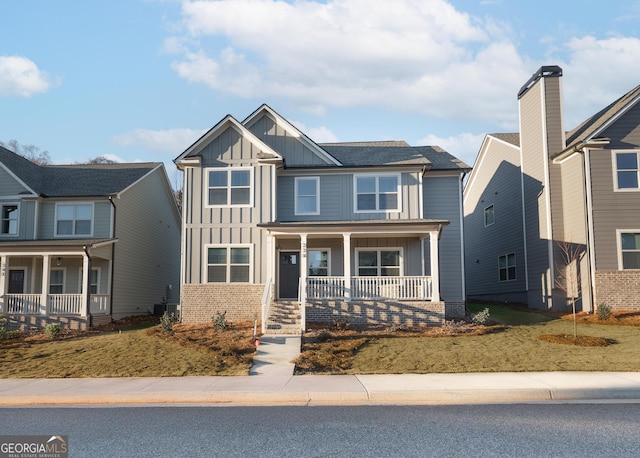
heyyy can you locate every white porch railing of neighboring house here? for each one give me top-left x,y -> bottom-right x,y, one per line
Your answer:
89,295 -> 110,314
3,294 -> 111,316
5,294 -> 42,314
306,276 -> 433,301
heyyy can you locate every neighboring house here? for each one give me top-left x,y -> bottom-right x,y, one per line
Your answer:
0,146 -> 181,329
464,65 -> 640,312
174,105 -> 470,333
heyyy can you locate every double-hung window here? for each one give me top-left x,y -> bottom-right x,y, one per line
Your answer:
308,250 -> 330,276
1,204 -> 18,235
49,269 -> 64,294
498,253 -> 516,281
56,204 -> 93,236
206,245 -> 252,283
354,174 -> 400,212
295,177 -> 319,215
619,232 -> 640,269
357,249 -> 401,276
207,168 -> 252,206
613,151 -> 640,190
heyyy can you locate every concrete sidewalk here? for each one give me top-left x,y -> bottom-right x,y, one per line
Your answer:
0,372 -> 639,406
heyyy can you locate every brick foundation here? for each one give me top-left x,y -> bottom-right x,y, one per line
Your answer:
594,270 -> 640,311
445,301 -> 466,319
4,315 -> 90,331
180,283 -> 263,324
306,299 -> 445,327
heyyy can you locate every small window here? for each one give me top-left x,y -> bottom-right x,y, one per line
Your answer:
354,174 -> 400,212
1,204 -> 18,235
620,232 -> 640,269
207,168 -> 252,206
357,249 -> 401,276
498,253 -> 516,281
308,250 -> 329,276
206,246 -> 251,282
484,205 -> 495,227
49,269 -> 64,294
614,151 -> 640,190
56,204 -> 93,236
295,177 -> 320,215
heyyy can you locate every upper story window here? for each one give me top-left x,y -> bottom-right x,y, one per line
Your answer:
619,232 -> 640,269
498,253 -> 516,281
206,245 -> 252,283
1,204 -> 18,235
354,173 -> 400,212
207,168 -> 253,207
295,177 -> 320,215
357,249 -> 401,276
613,151 -> 640,190
56,204 -> 93,236
484,205 -> 495,226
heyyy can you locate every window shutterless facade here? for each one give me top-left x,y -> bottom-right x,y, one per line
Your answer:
618,231 -> 640,269
1,204 -> 18,235
498,253 -> 516,281
206,167 -> 253,207
205,245 -> 252,283
308,249 -> 330,276
356,249 -> 402,276
484,204 -> 495,226
55,203 -> 93,236
49,268 -> 65,294
354,173 -> 400,212
295,177 -> 320,215
613,151 -> 640,191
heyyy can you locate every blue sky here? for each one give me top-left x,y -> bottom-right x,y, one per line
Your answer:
3,0 -> 640,180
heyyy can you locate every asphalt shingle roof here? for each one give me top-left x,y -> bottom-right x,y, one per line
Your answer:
489,133 -> 520,147
0,146 -> 159,197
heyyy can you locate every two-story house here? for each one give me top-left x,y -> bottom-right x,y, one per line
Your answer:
0,146 -> 181,329
175,105 -> 470,333
464,66 -> 640,313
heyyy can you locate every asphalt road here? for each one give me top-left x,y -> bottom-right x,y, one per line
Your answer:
1,403 -> 639,457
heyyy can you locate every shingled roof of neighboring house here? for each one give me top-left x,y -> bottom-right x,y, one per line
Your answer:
0,146 -> 160,197
489,133 -> 520,147
318,141 -> 471,171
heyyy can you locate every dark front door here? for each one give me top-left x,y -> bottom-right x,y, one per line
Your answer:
279,252 -> 300,299
8,269 -> 25,294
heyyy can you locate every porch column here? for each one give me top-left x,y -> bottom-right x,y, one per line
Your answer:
40,255 -> 50,315
81,253 -> 90,318
265,234 -> 274,296
0,256 -> 6,315
299,233 -> 307,332
429,231 -> 440,302
343,233 -> 351,302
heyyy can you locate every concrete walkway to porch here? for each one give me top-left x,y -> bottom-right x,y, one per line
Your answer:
249,335 -> 301,376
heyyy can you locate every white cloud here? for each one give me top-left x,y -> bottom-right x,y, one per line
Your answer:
0,55 -> 58,97
112,128 -> 205,154
417,132 -> 485,167
290,120 -> 340,143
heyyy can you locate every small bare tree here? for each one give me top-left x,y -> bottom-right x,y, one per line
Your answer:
0,139 -> 51,165
554,240 -> 584,338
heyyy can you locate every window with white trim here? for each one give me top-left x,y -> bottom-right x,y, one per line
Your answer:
620,232 -> 640,269
79,268 -> 100,294
498,253 -> 516,281
295,177 -> 319,215
484,205 -> 495,227
206,245 -> 251,282
55,204 -> 93,236
207,168 -> 252,206
1,204 -> 18,235
354,174 -> 400,212
357,249 -> 401,276
613,151 -> 640,190
49,269 -> 64,294
308,250 -> 330,276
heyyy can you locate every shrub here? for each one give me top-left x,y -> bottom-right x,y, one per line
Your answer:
596,303 -> 612,321
442,319 -> 465,335
471,307 -> 490,326
332,317 -> 350,331
160,311 -> 178,333
0,314 -> 7,342
44,323 -> 61,338
212,311 -> 229,331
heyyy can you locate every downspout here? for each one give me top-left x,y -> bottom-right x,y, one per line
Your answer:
108,196 -> 117,317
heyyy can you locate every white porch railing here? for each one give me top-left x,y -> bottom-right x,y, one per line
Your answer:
48,294 -> 83,315
5,294 -> 41,314
90,295 -> 110,314
306,276 -> 432,301
261,278 -> 273,334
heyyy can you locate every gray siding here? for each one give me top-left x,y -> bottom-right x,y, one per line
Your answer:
111,167 -> 181,318
38,200 -> 112,239
0,167 -> 30,195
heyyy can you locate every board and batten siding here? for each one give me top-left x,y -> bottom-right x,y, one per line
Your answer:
463,137 -> 527,301
111,167 -> 181,319
182,125 -> 274,285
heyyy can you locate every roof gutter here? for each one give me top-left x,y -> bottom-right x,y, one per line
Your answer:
552,138 -> 610,164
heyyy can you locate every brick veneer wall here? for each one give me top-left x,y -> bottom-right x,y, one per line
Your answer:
181,283 -> 263,324
594,270 -> 640,311
445,301 -> 466,319
5,315 -> 90,331
306,299 -> 445,326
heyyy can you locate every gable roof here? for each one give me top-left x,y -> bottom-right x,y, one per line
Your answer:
489,133 -> 520,147
319,141 -> 471,171
0,146 -> 160,197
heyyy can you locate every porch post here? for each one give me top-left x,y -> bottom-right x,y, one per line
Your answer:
299,233 -> 307,333
41,255 -> 50,315
81,253 -> 90,318
0,256 -> 6,315
343,232 -> 351,302
429,231 -> 440,301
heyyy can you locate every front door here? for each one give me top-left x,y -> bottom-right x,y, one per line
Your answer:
8,269 -> 25,294
279,252 -> 300,299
